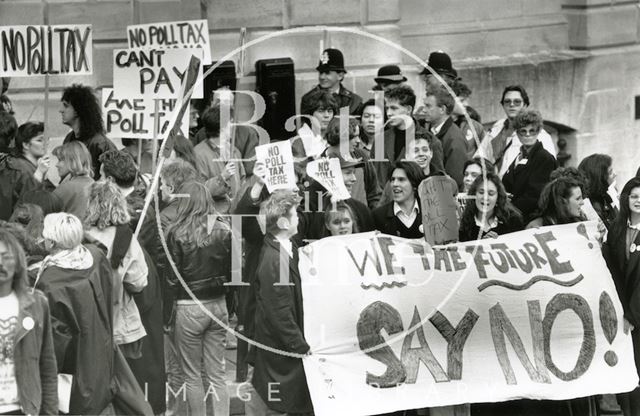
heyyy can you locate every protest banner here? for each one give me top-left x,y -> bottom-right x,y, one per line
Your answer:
133,54 -> 201,239
112,47 -> 203,98
307,158 -> 351,201
126,19 -> 211,65
419,176 -> 459,245
298,222 -> 638,416
101,88 -> 189,140
0,24 -> 92,77
255,141 -> 296,192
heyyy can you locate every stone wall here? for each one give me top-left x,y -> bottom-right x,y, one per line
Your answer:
3,0 -> 640,181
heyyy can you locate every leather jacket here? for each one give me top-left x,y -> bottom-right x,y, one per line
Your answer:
167,217 -> 232,300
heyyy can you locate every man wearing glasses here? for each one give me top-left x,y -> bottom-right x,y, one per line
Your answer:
476,85 -> 556,178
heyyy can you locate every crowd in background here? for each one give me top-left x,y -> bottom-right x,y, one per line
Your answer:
0,48 -> 640,416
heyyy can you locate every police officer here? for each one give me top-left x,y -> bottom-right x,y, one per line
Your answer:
300,48 -> 363,116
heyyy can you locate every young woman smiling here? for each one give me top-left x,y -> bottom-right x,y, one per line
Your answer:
458,172 -> 524,242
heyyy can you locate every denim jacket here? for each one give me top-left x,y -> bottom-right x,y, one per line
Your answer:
15,289 -> 58,415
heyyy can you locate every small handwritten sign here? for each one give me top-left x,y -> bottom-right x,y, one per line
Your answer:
255,141 -> 296,192
419,176 -> 459,245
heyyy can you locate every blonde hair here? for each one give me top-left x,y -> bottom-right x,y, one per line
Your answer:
85,181 -> 131,230
260,190 -> 301,233
43,213 -> 84,250
53,141 -> 93,177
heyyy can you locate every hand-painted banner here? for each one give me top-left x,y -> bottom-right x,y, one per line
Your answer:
126,19 -> 211,65
101,88 -> 189,140
112,48 -> 203,98
0,25 -> 92,77
255,141 -> 296,192
299,222 -> 638,416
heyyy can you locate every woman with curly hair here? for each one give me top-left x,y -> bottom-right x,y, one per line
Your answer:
60,84 -> 116,180
502,109 -> 557,222
526,176 -> 587,228
458,172 -> 523,241
84,180 -> 148,357
578,153 -> 619,229
52,141 -> 94,220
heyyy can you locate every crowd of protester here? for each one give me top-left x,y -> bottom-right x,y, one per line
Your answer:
0,47 -> 639,416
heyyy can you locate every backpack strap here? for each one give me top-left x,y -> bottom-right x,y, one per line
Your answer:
111,224 -> 134,269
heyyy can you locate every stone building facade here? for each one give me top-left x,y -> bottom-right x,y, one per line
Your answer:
3,0 -> 640,181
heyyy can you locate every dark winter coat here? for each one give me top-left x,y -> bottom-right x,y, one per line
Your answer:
502,141 -> 557,223
432,117 -> 469,190
252,234 -> 313,414
0,152 -> 39,221
36,244 -> 115,415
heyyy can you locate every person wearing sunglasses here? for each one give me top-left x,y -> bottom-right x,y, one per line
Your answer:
502,109 -> 558,222
475,85 -> 557,177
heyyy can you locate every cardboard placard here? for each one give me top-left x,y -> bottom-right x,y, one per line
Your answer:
255,141 -> 296,192
419,176 -> 459,245
112,47 -> 203,99
299,223 -> 638,415
101,87 -> 189,140
126,19 -> 211,65
0,25 -> 92,77
307,158 -> 350,201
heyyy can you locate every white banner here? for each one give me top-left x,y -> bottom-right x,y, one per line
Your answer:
299,222 -> 638,415
126,19 -> 211,65
0,25 -> 92,77
112,47 -> 203,99
101,87 -> 189,140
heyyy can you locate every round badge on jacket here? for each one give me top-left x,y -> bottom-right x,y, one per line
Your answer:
22,316 -> 35,331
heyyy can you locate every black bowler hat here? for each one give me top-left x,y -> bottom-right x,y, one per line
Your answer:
420,50 -> 458,78
374,65 -> 407,84
316,48 -> 347,73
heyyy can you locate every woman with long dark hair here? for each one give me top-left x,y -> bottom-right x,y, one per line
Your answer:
603,177 -> 640,415
578,153 -> 618,229
459,172 -> 523,241
526,176 -> 587,228
372,161 -> 426,239
12,122 -> 50,183
166,180 -> 232,415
